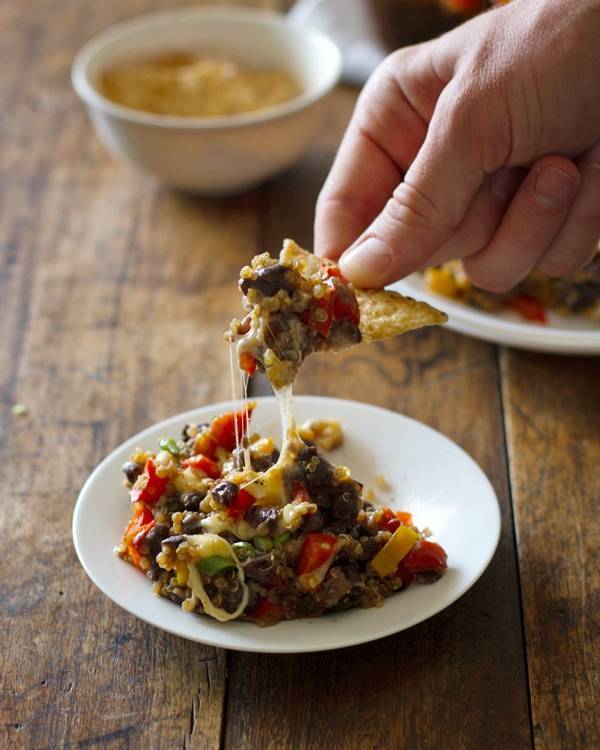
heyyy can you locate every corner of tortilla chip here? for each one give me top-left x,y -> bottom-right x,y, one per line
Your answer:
355,288 -> 447,342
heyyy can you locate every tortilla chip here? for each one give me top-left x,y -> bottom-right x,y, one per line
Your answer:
356,288 -> 447,342
281,239 -> 447,341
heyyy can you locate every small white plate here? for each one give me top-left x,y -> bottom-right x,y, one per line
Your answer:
392,274 -> 600,356
73,396 -> 500,653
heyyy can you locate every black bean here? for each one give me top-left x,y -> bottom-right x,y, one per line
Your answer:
300,510 -> 325,533
300,446 -> 334,492
122,461 -> 142,484
239,263 -> 293,297
182,491 -> 205,511
244,505 -> 279,529
324,520 -> 354,535
166,590 -> 185,604
147,524 -> 170,555
162,535 -> 186,548
146,562 -> 162,581
211,481 -> 239,508
251,449 -> 280,473
242,554 -> 274,581
164,494 -> 184,512
182,512 -> 203,534
331,480 -> 362,520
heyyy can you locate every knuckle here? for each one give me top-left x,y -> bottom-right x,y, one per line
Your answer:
386,182 -> 442,234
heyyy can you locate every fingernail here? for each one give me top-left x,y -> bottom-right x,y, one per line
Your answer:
490,168 -> 517,202
340,238 -> 393,282
534,166 -> 576,208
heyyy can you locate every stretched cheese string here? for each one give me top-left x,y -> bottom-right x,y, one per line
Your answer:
228,341 -> 241,456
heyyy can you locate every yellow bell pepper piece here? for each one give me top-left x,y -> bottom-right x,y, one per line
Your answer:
371,526 -> 419,578
425,267 -> 458,298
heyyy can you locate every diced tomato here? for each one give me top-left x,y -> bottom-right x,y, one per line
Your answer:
327,277 -> 360,326
291,481 -> 311,504
302,294 -> 334,337
378,508 -> 413,534
227,488 -> 255,519
239,352 -> 257,376
124,506 -> 155,568
324,265 -> 341,278
251,597 -> 284,624
211,407 -> 254,452
512,294 -> 547,323
181,453 -> 221,479
129,459 -> 169,507
296,533 -> 338,576
403,541 -> 448,574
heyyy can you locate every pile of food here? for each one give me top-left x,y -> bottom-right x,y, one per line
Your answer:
101,52 -> 299,118
117,239 -> 449,626
117,408 -> 448,626
229,239 -> 446,387
425,248 -> 600,323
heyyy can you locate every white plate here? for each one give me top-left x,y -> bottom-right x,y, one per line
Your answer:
73,396 -> 500,653
392,274 -> 600,355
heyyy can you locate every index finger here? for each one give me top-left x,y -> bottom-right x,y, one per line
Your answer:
314,58 -> 429,260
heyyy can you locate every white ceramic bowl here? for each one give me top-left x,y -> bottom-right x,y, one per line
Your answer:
72,6 -> 341,194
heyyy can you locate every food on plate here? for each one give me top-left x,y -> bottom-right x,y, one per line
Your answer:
100,52 -> 299,118
228,239 -> 447,388
116,407 -> 448,626
424,247 -> 600,323
116,240 -> 449,627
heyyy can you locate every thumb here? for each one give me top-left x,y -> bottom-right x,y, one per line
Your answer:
339,84 -> 488,287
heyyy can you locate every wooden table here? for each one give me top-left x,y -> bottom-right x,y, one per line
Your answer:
1,1 -> 598,748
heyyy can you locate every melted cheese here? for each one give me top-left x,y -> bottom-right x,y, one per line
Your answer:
184,534 -> 249,622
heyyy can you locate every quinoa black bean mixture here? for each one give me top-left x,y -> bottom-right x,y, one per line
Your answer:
424,247 -> 600,323
117,408 -> 448,626
117,241 -> 449,626
228,239 -> 446,389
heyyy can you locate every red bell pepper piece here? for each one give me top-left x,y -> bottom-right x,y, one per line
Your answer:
302,294 -> 334,337
211,407 -> 254,452
403,541 -> 448,574
123,506 -> 155,567
378,508 -> 413,534
239,352 -> 257,376
251,597 -> 284,624
181,453 -> 221,479
324,265 -> 341,278
296,533 -> 338,575
395,561 -> 415,587
327,277 -> 360,326
227,488 -> 255,519
291,481 -> 311,504
129,458 -> 168,507
512,294 -> 547,323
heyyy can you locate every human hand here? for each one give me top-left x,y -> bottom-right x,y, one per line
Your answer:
314,0 -> 600,290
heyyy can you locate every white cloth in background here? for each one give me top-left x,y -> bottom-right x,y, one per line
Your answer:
288,0 -> 386,85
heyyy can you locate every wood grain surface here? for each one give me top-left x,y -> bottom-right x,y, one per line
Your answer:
1,1 -> 598,749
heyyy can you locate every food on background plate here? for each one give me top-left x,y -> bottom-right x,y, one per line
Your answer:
101,52 -> 299,118
425,247 -> 600,324
228,239 -> 447,388
117,408 -> 448,626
